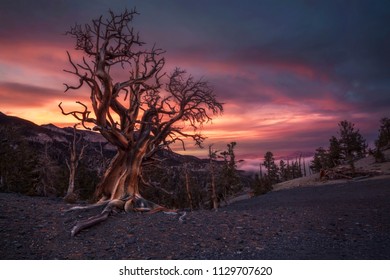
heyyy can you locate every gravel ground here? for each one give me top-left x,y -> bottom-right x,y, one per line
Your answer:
0,176 -> 389,260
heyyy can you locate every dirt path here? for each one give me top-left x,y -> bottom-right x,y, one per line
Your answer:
1,176 -> 389,259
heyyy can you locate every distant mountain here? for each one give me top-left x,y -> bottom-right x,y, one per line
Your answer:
0,111 -> 208,166
0,112 -> 113,146
0,112 -> 211,163
0,111 -> 49,136
0,112 -> 116,198
0,112 -> 254,206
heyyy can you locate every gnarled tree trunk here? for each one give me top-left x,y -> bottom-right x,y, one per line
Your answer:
94,149 -> 144,201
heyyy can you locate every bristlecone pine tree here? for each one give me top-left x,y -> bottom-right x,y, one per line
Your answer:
262,151 -> 279,184
337,120 -> 367,172
60,9 -> 223,236
373,117 -> 390,162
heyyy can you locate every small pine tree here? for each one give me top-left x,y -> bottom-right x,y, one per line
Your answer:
263,151 -> 279,184
338,120 -> 367,172
0,126 -> 39,194
279,159 -> 288,181
311,121 -> 367,173
252,173 -> 273,195
328,136 -> 342,167
373,117 -> 390,162
310,147 -> 330,173
376,117 -> 390,149
291,159 -> 302,179
33,143 -> 61,197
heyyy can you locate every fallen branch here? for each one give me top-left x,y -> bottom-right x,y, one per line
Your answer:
319,166 -> 384,182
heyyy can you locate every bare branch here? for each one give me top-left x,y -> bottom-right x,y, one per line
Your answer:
58,101 -> 96,130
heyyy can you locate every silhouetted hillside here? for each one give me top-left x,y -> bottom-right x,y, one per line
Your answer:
0,112 -> 254,208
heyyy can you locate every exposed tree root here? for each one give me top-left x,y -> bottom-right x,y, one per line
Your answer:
71,212 -> 109,237
67,195 -> 184,236
65,199 -> 111,213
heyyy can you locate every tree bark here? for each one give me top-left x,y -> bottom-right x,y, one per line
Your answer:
66,163 -> 76,196
94,148 -> 145,201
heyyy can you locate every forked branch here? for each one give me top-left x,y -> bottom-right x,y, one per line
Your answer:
58,101 -> 97,130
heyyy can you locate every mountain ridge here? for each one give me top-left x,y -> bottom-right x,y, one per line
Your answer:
0,112 -> 253,206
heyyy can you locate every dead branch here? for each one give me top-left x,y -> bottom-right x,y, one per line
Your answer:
71,212 -> 109,237
58,101 -> 96,130
319,165 -> 384,181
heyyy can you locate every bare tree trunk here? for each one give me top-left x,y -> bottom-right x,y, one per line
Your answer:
94,149 -> 144,201
299,155 -> 302,177
184,163 -> 193,210
210,168 -> 218,210
70,148 -> 166,236
208,145 -> 218,210
65,162 -> 76,196
64,125 -> 86,202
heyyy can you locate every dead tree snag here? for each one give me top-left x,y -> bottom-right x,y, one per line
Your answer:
64,124 -> 87,203
208,145 -> 219,210
60,9 -> 223,235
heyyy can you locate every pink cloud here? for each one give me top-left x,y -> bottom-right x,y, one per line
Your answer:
0,41 -> 70,75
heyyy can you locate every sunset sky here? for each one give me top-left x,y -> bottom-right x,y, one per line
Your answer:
1,0 -> 389,170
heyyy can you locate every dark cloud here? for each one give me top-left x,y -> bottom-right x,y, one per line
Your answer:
0,82 -> 84,107
0,0 -> 130,43
0,81 -> 60,98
